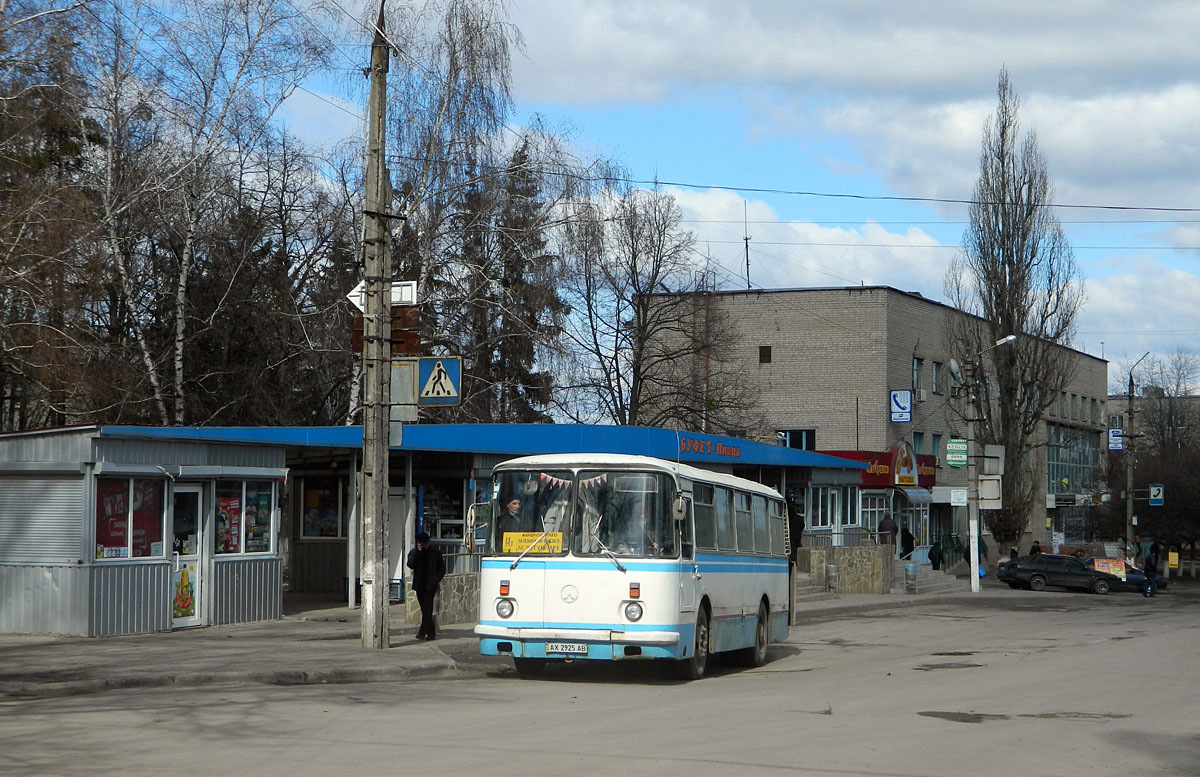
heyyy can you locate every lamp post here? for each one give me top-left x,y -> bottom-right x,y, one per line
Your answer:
966,334 -> 1016,593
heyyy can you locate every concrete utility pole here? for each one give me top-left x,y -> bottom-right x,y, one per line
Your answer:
361,2 -> 392,650
1125,351 -> 1150,557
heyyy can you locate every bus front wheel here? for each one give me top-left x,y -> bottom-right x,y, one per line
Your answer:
513,658 -> 547,677
677,609 -> 710,680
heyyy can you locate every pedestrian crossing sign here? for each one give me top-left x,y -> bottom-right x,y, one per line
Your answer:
417,356 -> 461,406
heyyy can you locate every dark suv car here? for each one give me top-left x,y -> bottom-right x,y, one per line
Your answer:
997,553 -> 1114,594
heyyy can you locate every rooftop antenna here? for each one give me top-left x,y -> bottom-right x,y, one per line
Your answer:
743,201 -> 751,289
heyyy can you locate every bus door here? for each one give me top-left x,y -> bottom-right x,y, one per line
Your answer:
679,495 -> 698,613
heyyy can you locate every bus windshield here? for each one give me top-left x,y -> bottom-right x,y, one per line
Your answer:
491,469 -> 574,555
490,469 -> 678,558
574,470 -> 676,558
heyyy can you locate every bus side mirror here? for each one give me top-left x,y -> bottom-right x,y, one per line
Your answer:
673,495 -> 687,521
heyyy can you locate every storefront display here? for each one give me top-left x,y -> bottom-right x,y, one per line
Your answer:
244,481 -> 274,553
95,477 -> 165,559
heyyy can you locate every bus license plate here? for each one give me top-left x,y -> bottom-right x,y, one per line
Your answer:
546,642 -> 587,654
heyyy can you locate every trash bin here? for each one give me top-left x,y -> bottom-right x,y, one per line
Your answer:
825,563 -> 839,591
904,562 -> 918,593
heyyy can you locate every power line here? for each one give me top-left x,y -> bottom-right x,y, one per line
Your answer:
697,239 -> 1200,252
634,178 -> 1200,214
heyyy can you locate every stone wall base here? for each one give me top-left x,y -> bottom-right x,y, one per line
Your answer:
405,572 -> 479,627
799,546 -> 896,594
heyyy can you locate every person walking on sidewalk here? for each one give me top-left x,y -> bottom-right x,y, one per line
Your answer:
407,532 -> 446,640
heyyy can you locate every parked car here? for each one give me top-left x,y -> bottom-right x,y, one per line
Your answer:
997,553 -> 1113,593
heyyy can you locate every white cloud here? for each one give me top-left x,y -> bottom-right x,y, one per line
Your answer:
671,187 -> 952,295
511,1 -> 1200,104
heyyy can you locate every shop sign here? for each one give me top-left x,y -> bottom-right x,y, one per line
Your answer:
945,438 -> 968,467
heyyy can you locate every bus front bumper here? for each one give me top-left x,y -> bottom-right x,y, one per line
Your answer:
475,624 -> 681,660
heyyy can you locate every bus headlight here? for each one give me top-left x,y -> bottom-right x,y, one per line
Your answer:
496,598 -> 515,619
624,601 -> 643,622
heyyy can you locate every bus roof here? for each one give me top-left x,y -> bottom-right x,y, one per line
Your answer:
493,453 -> 784,499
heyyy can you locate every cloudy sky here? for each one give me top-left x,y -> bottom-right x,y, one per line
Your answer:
291,1 -> 1200,389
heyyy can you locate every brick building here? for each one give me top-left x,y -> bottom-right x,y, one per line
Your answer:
657,286 -> 1109,557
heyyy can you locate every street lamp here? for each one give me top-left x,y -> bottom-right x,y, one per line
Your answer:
953,334 -> 1017,593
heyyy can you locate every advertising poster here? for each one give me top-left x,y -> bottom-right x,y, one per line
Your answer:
217,496 -> 242,553
1093,558 -> 1127,581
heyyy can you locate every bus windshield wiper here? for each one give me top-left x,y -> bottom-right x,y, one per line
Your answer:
599,545 -> 626,573
509,528 -> 550,570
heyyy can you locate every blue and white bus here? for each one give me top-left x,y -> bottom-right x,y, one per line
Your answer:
473,453 -> 791,678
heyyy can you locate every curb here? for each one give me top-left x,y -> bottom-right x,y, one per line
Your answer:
0,658 -> 460,701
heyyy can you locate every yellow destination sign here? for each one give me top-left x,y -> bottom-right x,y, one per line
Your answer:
502,532 -> 563,554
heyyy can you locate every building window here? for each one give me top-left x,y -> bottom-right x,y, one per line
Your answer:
95,478 -> 166,559
912,431 -> 924,454
912,357 -> 923,389
216,480 -> 276,555
779,429 -> 816,450
1045,424 -> 1102,544
861,493 -> 887,534
301,476 -> 349,538
932,362 -> 943,394
759,345 -> 772,364
932,434 -> 943,462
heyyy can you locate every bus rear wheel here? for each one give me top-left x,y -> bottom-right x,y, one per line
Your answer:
677,609 -> 709,680
738,602 -> 769,667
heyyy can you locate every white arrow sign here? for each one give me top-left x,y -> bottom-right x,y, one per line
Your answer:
346,280 -> 418,312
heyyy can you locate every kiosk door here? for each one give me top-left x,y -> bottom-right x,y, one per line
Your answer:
171,485 -> 204,629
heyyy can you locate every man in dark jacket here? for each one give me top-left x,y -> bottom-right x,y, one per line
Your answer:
928,541 -> 944,570
877,514 -> 898,548
407,532 -> 447,640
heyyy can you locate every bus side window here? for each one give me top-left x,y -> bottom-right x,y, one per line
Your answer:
681,497 -> 694,560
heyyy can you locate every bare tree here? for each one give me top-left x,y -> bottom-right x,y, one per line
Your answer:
79,0 -> 332,425
554,180 -> 763,431
945,69 -> 1085,549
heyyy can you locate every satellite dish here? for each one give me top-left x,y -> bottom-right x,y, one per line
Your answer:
948,358 -> 965,386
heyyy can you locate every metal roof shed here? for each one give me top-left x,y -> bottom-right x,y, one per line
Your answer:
0,425 -> 287,636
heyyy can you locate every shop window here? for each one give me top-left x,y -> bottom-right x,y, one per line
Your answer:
244,481 -> 275,553
216,482 -> 243,553
95,478 -> 165,559
216,480 -> 277,554
861,493 -> 887,535
301,476 -> 347,538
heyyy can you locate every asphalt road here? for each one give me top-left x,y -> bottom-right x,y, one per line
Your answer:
2,592 -> 1196,777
